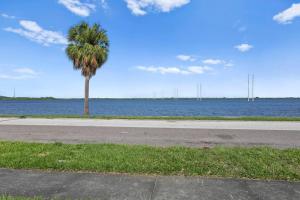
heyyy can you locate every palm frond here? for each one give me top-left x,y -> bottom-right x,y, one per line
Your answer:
66,21 -> 109,78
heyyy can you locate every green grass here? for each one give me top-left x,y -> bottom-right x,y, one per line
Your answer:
1,114 -> 300,121
0,141 -> 299,181
0,196 -> 41,200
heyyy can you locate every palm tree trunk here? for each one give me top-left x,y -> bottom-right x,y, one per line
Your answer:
84,76 -> 90,115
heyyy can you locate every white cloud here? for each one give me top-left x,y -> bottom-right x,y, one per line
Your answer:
177,54 -> 196,62
273,3 -> 300,24
0,68 -> 39,80
58,0 -> 96,17
124,0 -> 190,16
13,68 -> 38,75
234,43 -> 253,52
4,20 -> 67,46
19,20 -> 43,32
187,66 -> 213,74
202,59 -> 234,68
137,65 -> 212,75
202,59 -> 224,65
1,13 -> 15,19
224,62 -> 234,68
137,66 -> 190,74
100,0 -> 109,9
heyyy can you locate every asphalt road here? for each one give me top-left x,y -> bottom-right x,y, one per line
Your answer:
0,169 -> 299,200
0,118 -> 300,148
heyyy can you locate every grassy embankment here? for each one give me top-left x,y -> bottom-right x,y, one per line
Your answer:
0,141 -> 299,181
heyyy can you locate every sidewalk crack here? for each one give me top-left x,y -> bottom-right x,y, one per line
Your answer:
149,177 -> 158,200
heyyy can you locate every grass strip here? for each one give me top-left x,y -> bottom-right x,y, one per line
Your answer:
0,141 -> 299,181
0,196 -> 41,200
1,115 -> 300,121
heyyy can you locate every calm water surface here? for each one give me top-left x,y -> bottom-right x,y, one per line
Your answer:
1,98 -> 300,117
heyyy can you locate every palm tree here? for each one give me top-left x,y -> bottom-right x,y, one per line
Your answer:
66,22 -> 109,115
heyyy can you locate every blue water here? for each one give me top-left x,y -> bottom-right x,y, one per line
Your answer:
1,98 -> 300,117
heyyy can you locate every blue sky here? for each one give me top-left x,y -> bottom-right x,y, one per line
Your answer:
0,0 -> 300,98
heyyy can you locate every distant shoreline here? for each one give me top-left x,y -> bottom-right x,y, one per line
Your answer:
0,97 -> 56,101
1,97 -> 300,100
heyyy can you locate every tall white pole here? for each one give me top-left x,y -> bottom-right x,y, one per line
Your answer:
252,74 -> 254,102
196,84 -> 199,100
247,74 -> 250,102
200,83 -> 202,101
174,88 -> 179,99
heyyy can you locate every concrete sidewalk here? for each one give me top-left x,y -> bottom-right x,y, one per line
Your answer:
0,168 -> 299,200
2,117 -> 300,130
